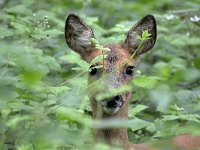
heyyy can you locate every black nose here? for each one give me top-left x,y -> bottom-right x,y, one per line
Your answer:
106,95 -> 123,108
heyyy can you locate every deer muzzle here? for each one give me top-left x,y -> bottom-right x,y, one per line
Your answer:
101,95 -> 124,114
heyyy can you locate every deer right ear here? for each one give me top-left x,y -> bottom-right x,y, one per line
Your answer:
65,14 -> 95,58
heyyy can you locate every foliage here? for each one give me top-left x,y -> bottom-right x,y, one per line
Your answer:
0,0 -> 200,150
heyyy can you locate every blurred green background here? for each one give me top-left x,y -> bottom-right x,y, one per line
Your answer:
0,0 -> 200,150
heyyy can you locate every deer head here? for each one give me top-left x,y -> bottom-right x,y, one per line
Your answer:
65,14 -> 156,119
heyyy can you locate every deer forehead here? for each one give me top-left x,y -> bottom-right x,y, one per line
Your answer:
87,44 -> 139,68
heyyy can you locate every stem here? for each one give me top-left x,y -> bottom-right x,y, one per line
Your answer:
102,49 -> 104,74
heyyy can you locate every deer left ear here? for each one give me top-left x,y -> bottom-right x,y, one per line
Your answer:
65,14 -> 95,58
124,15 -> 157,55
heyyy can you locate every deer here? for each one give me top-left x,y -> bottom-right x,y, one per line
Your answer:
64,14 -> 200,150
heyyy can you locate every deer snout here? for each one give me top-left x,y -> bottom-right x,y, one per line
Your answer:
106,95 -> 123,108
101,95 -> 124,114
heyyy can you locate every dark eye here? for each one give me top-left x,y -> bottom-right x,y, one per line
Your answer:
89,65 -> 97,76
126,66 -> 135,76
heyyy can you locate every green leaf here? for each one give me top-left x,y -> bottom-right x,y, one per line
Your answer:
10,22 -> 30,33
31,29 -> 63,40
44,86 -> 70,96
133,75 -> 161,88
188,37 -> 200,46
136,34 -> 142,41
136,30 -> 152,42
6,115 -> 33,129
0,27 -> 13,39
149,85 -> 172,112
91,54 -> 107,64
18,67 -> 48,88
109,24 -> 127,33
31,30 -> 47,40
60,51 -> 90,71
162,114 -> 200,123
90,38 -> 100,45
90,38 -> 110,51
5,5 -> 32,15
55,107 -> 91,126
142,30 -> 151,39
129,105 -> 148,117
0,77 -> 18,86
43,29 -> 63,37
193,57 -> 200,69
129,118 -> 151,131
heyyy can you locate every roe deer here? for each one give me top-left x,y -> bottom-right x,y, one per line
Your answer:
65,14 -> 200,150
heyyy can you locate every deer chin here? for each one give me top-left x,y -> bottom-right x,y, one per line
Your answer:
102,106 -> 120,115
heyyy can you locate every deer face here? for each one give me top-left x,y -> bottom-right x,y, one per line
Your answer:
85,44 -> 140,116
65,14 -> 156,116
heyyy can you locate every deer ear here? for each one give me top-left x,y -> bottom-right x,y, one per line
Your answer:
124,15 -> 157,55
65,14 -> 95,57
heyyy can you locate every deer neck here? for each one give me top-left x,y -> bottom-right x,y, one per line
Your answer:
95,128 -> 129,149
92,97 -> 130,149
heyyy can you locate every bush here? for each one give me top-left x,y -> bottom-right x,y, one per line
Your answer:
0,0 -> 199,149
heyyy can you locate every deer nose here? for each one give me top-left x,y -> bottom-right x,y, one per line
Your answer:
103,95 -> 123,108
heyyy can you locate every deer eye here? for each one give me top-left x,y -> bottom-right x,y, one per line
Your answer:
126,66 -> 135,76
89,65 -> 97,76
